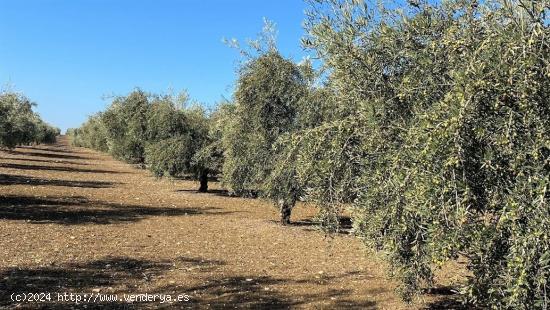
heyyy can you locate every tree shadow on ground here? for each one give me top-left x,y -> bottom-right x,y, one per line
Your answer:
2,149 -> 90,160
269,216 -> 353,235
18,145 -> 86,155
176,187 -> 260,198
170,175 -> 219,182
0,195 -> 233,225
181,276 -> 293,308
0,156 -> 89,165
175,188 -> 242,199
164,273 -> 378,309
0,256 -> 224,309
0,174 -> 117,188
424,286 -> 472,309
0,257 -> 378,309
0,163 -> 125,174
426,298 -> 470,310
0,257 -> 167,293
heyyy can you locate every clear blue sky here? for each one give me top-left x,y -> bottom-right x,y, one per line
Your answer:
0,0 -> 309,132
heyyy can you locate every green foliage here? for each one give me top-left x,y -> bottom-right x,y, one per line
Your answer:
145,134 -> 194,177
146,94 -> 188,141
70,89 -> 214,190
35,121 -> 60,144
302,0 -> 550,307
102,89 -> 150,164
192,102 -> 230,175
145,99 -> 210,179
221,50 -> 307,197
262,85 -> 338,222
66,3 -> 549,306
68,114 -> 108,151
0,91 -> 59,148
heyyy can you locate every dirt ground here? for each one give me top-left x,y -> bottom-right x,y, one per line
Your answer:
0,137 -> 454,309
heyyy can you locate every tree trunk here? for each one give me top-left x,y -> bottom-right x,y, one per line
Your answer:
278,198 -> 293,225
198,169 -> 208,192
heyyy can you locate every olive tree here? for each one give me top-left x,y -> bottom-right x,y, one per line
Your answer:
0,91 -> 59,148
68,113 -> 108,151
191,102 -> 230,192
301,0 -> 549,307
262,77 -> 335,225
221,47 -> 308,224
102,89 -> 150,164
71,89 -> 215,192
144,96 -> 211,192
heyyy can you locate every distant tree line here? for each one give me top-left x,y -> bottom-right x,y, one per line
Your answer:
68,0 -> 549,308
0,91 -> 60,148
67,90 -> 215,192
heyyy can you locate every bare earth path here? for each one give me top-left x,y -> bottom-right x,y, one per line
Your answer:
0,137 -> 436,309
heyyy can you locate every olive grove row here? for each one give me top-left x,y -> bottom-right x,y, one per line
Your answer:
0,91 -> 60,148
68,0 -> 549,308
